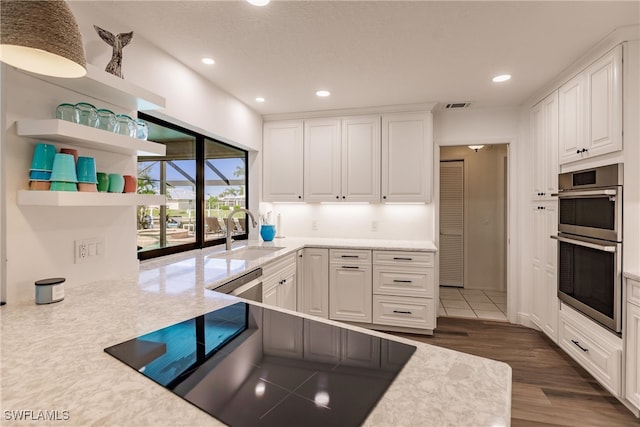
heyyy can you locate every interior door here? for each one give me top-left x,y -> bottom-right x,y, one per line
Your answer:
439,161 -> 464,288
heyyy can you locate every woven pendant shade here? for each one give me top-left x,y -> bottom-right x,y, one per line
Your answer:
0,0 -> 86,78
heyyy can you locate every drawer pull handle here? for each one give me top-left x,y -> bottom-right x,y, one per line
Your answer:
393,279 -> 412,283
393,310 -> 412,315
341,255 -> 359,258
571,340 -> 589,352
342,266 -> 359,269
393,257 -> 413,261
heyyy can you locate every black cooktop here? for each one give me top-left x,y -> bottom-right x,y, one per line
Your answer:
105,302 -> 416,427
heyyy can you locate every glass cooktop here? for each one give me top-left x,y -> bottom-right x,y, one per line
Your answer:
105,302 -> 416,427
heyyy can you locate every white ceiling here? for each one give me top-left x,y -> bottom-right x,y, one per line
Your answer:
70,1 -> 639,116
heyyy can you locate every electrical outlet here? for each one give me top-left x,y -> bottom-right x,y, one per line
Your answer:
312,220 -> 318,231
75,237 -> 105,264
371,221 -> 379,232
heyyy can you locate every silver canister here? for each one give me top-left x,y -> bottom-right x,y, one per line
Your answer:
35,278 -> 65,304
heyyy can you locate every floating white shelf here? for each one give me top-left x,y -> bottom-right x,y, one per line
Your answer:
23,64 -> 165,111
17,191 -> 166,207
16,119 -> 166,157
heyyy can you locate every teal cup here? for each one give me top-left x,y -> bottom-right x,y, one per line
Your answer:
76,156 -> 97,184
260,225 -> 276,242
50,181 -> 77,192
108,173 -> 125,193
49,153 -> 78,182
30,143 -> 57,171
96,172 -> 109,192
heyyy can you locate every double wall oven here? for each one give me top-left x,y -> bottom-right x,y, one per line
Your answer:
553,163 -> 623,333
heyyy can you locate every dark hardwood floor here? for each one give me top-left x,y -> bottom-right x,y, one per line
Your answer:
389,317 -> 640,426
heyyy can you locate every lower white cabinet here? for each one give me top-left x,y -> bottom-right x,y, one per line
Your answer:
329,249 -> 372,323
625,276 -> 640,412
297,248 -> 329,318
262,254 -> 297,311
372,250 -> 436,332
559,303 -> 622,397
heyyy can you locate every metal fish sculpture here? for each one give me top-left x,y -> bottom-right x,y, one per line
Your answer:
94,25 -> 133,79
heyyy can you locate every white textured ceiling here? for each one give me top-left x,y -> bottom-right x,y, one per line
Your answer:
70,1 -> 639,116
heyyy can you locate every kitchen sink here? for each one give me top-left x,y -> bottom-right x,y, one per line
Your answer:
208,246 -> 285,261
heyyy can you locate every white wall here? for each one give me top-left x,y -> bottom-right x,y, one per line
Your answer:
1,8 -> 263,303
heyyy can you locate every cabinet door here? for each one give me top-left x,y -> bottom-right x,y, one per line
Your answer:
626,301 -> 640,410
530,204 -> 546,329
300,248 -> 329,318
530,101 -> 545,198
558,73 -> 584,165
262,276 -> 279,307
278,270 -> 297,311
542,202 -> 558,341
329,264 -> 372,323
341,116 -> 380,202
304,118 -> 341,202
382,112 -> 433,202
585,45 -> 622,157
542,91 -> 559,196
263,121 -> 303,201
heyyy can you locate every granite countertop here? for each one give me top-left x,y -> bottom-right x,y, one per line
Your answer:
1,238 -> 511,426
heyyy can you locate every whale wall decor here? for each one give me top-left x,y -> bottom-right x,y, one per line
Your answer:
94,25 -> 133,79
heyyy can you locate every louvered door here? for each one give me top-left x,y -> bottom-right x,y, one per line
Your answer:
439,161 -> 464,287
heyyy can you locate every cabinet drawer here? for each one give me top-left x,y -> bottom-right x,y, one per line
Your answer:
373,250 -> 434,267
330,249 -> 371,265
262,253 -> 296,279
373,266 -> 434,298
628,277 -> 640,306
558,306 -> 622,396
373,295 -> 434,329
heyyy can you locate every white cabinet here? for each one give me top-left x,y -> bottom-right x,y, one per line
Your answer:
304,116 -> 380,202
625,277 -> 640,412
262,254 -> 297,311
559,45 -> 622,164
559,303 -> 622,397
372,250 -> 436,332
381,112 -> 433,203
263,121 -> 304,202
329,249 -> 372,323
530,201 -> 559,342
530,91 -> 558,199
297,247 -> 329,318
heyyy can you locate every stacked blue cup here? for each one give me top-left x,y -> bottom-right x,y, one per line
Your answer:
29,143 -> 56,181
49,153 -> 78,191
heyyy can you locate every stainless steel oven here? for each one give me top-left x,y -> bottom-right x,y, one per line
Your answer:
554,163 -> 623,334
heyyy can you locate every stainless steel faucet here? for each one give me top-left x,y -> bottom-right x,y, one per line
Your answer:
225,208 -> 258,250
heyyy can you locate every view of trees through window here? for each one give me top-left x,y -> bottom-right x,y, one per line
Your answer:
136,114 -> 247,259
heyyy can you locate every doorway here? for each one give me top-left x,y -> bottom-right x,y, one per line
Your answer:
438,144 -> 508,321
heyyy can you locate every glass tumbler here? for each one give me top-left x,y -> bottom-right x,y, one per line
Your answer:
96,109 -> 116,132
135,119 -> 148,140
114,114 -> 136,137
55,103 -> 77,122
75,102 -> 98,127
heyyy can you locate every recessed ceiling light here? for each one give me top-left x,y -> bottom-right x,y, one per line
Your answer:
492,74 -> 511,83
201,57 -> 215,65
256,97 -> 265,103
316,90 -> 331,97
247,0 -> 270,6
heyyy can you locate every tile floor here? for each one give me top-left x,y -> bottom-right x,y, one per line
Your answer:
439,287 -> 507,321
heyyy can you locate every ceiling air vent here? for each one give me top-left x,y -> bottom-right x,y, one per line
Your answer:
444,102 -> 471,109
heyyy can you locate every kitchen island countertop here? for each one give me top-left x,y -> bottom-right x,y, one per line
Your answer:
1,238 -> 511,426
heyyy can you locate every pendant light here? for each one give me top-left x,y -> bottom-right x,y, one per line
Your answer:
0,0 -> 87,78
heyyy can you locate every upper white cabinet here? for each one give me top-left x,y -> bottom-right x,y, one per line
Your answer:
263,121 -> 304,202
559,45 -> 622,164
531,92 -> 558,199
304,116 -> 380,202
381,112 -> 433,203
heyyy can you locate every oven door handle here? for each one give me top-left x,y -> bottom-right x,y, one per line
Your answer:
551,235 -> 617,252
553,189 -> 617,198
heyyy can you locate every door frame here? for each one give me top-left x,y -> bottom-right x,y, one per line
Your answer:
434,140 -> 516,324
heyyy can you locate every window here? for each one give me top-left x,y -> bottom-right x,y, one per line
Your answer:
136,113 -> 248,260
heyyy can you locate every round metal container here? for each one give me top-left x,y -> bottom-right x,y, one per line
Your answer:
35,278 -> 65,304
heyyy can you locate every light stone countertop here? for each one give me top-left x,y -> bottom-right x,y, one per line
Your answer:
1,238 -> 511,426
